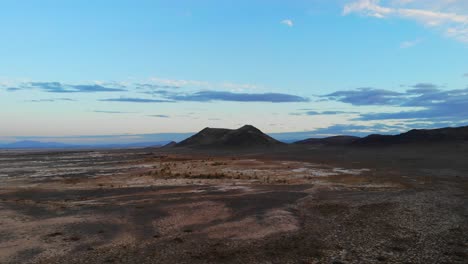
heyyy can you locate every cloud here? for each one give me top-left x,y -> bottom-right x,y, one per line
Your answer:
281,19 -> 294,27
324,84 -> 468,122
6,78 -> 263,94
135,83 -> 180,90
292,110 -> 358,116
305,123 -> 407,137
400,39 -> 422,48
149,77 -> 259,91
28,82 -> 126,93
343,0 -> 468,43
406,83 -> 441,94
6,79 -> 307,104
325,88 -> 405,105
93,110 -> 135,114
464,73 -> 468,77
318,110 -> 357,115
409,83 -> 440,89
101,90 -> 308,103
6,87 -> 22,92
147,115 -> 170,118
141,89 -> 173,96
71,84 -> 126,93
166,91 -> 309,103
26,98 -> 76,103
99,97 -> 175,103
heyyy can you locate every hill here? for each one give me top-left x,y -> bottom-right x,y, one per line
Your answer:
175,125 -> 283,148
295,136 -> 360,146
354,126 -> 468,146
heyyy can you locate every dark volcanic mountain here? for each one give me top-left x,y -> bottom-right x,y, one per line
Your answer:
175,125 -> 283,148
354,125 -> 468,146
295,136 -> 360,146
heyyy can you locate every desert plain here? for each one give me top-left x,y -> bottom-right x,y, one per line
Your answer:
0,143 -> 467,264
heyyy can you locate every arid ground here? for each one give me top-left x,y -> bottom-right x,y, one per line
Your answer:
0,145 -> 467,263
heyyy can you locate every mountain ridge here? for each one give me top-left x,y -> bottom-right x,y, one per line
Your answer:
294,135 -> 360,146
175,125 -> 283,148
354,125 -> 468,146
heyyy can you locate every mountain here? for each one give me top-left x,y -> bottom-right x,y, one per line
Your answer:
295,136 -> 360,146
354,126 -> 468,146
175,125 -> 284,148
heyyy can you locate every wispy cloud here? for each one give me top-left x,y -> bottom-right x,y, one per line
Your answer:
8,82 -> 127,93
166,91 -> 309,103
26,98 -> 76,103
99,97 -> 175,103
291,110 -> 358,116
344,0 -> 468,43
305,123 -> 407,137
6,87 -> 22,92
149,77 -> 259,91
325,88 -> 405,105
135,83 -> 180,90
323,84 -> 468,123
281,19 -> 294,27
400,39 -> 422,48
406,83 -> 442,94
102,91 -> 308,103
147,114 -> 170,118
93,110 -> 135,114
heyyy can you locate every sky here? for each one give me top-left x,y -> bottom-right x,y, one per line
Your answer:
0,0 -> 467,144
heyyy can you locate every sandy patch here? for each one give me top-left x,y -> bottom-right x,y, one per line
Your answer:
155,201 -> 231,234
204,209 -> 299,240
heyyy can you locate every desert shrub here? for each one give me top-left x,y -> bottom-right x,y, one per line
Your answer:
211,162 -> 227,166
189,173 -> 227,179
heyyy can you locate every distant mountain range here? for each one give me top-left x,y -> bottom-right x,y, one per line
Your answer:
295,126 -> 468,146
353,126 -> 468,146
294,136 -> 360,146
2,125 -> 468,149
0,140 -> 171,149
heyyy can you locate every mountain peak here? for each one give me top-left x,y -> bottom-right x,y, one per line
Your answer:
176,125 -> 282,148
239,124 -> 256,130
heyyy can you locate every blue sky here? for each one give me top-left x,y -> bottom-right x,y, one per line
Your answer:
0,0 -> 467,144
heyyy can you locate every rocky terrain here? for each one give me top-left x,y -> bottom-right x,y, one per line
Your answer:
0,125 -> 467,263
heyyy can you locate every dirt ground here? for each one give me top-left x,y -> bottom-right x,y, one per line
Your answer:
0,146 -> 467,263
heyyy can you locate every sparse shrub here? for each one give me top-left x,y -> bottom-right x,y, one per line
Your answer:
211,162 -> 227,166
